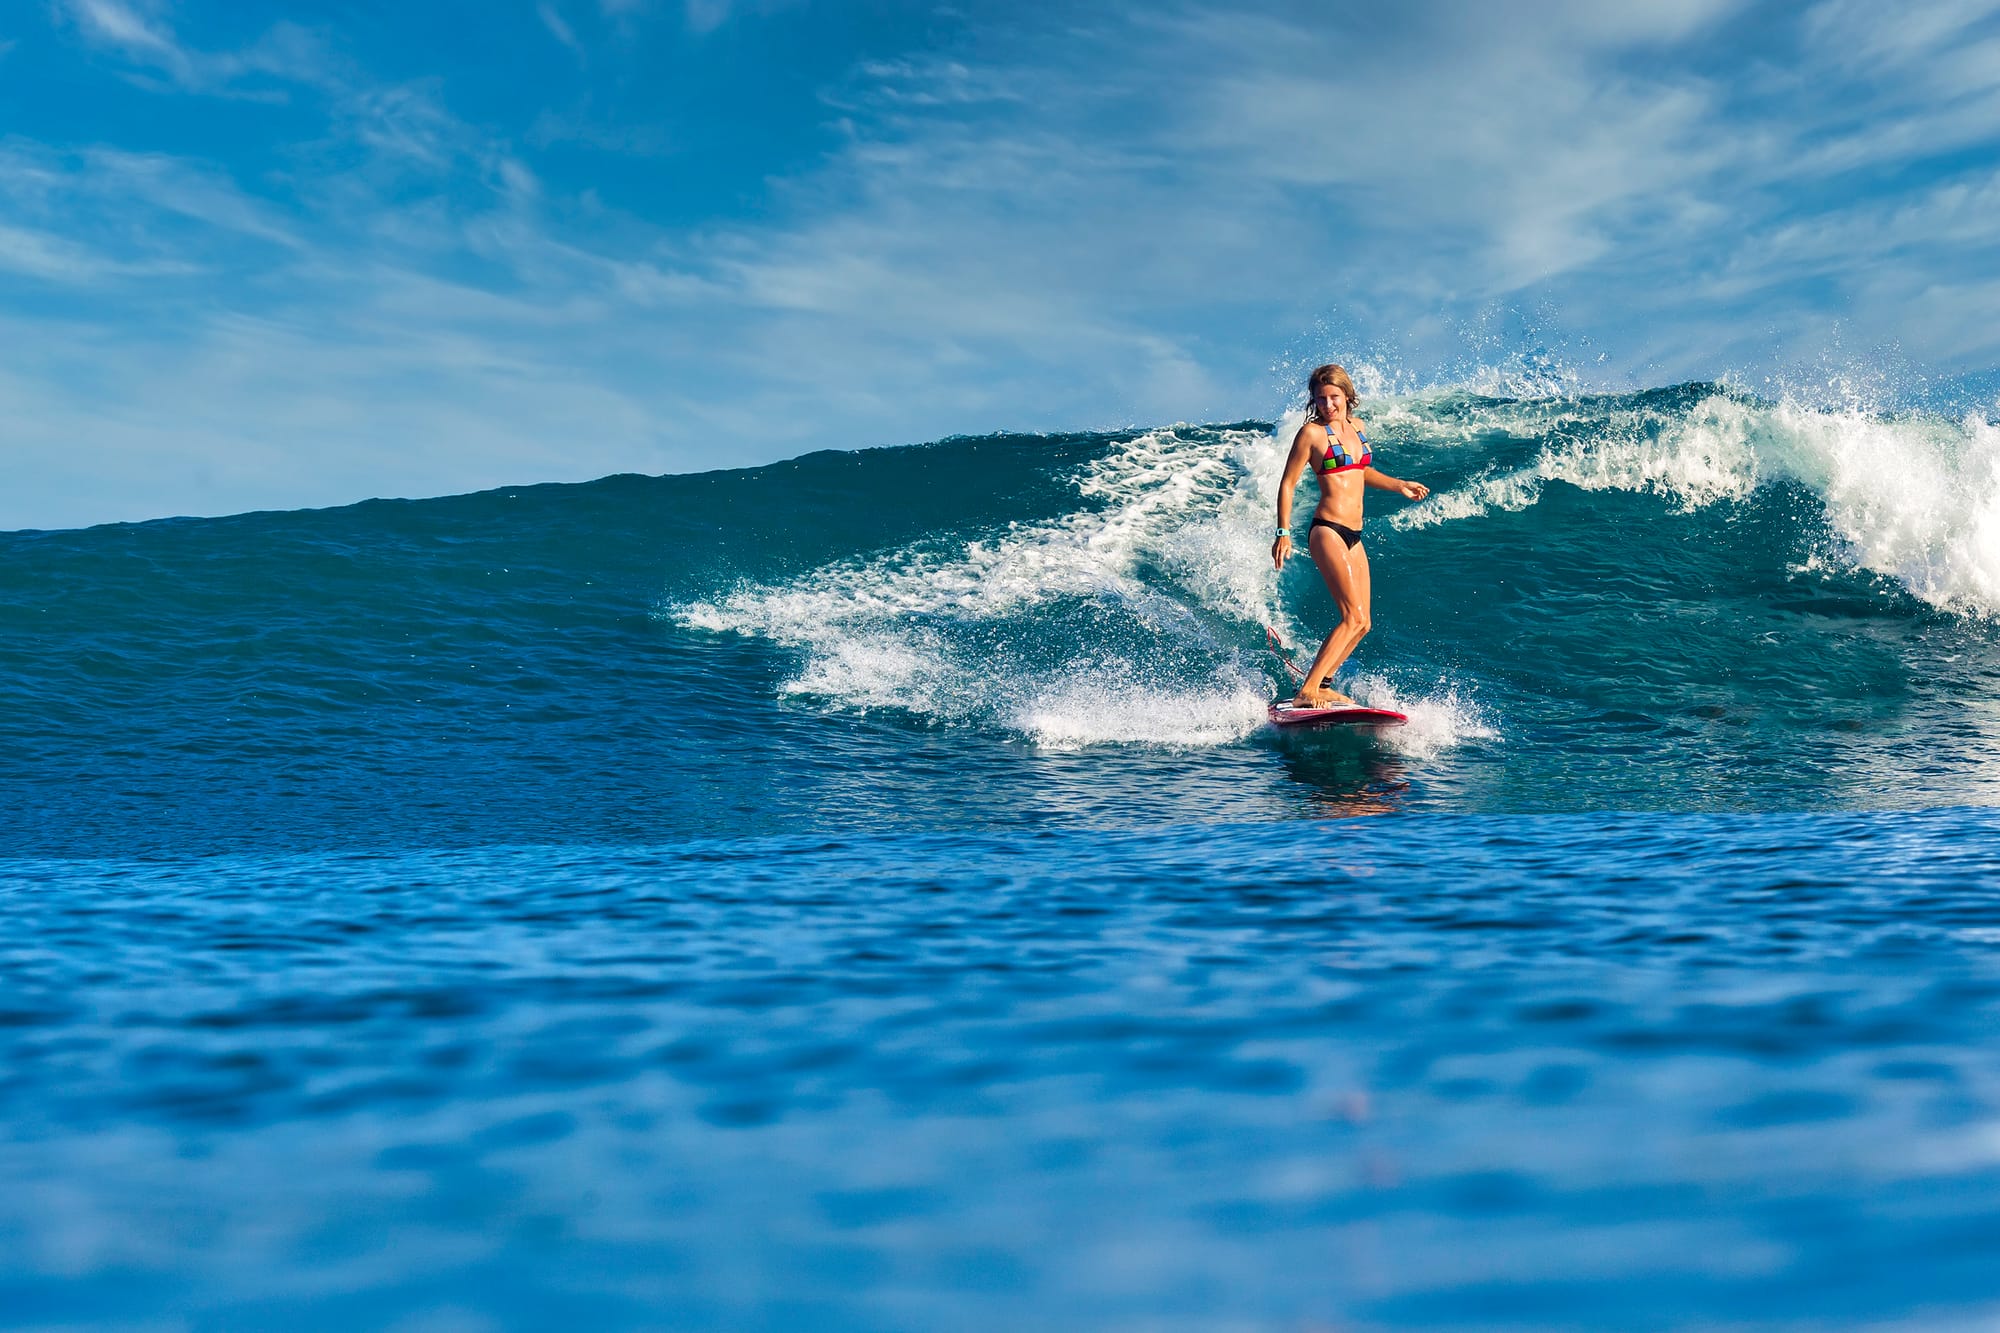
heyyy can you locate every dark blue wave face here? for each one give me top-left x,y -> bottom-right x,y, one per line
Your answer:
5,384 -> 2000,855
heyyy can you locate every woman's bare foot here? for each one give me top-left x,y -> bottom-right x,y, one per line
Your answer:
1287,684 -> 1355,708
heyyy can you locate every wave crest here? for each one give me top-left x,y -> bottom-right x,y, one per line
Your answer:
1394,389 -> 2000,615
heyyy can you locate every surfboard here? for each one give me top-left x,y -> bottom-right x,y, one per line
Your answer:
1267,701 -> 1407,729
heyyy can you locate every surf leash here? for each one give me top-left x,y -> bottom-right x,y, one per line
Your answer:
1264,624 -> 1307,685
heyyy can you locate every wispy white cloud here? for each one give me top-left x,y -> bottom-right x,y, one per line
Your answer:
1802,0 -> 2000,72
65,0 -> 179,66
776,0 -> 1980,406
537,2 -> 584,59
833,57 -> 1028,110
602,0 -> 801,36
0,20 -> 721,525
526,107 -> 675,156
642,0 -> 1764,424
0,303 -> 681,530
0,221 -> 194,281
81,148 -> 301,247
0,142 -> 298,289
684,0 -> 733,35
1139,2 -> 1751,290
10,0 -> 2000,530
58,0 -> 334,94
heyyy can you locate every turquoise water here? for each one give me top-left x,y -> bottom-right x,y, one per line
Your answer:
6,382 -> 2000,1326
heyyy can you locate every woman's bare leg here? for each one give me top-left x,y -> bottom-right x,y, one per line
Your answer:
1289,534 -> 1371,706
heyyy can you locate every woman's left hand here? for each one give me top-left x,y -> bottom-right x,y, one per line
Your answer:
1399,480 -> 1430,501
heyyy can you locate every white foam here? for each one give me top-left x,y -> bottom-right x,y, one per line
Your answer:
779,629 -> 950,715
1389,388 -> 2000,617
1392,393 -> 1761,531
685,428 -> 1271,632
1341,672 -> 1498,759
1551,397 -> 1762,507
1748,400 -> 2000,614
674,426 -> 1305,745
1010,676 -> 1273,750
1395,468 -> 1546,529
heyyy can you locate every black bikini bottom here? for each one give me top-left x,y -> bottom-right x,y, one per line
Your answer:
1310,518 -> 1363,548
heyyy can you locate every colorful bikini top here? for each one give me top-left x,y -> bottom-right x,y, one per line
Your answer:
1317,425 -> 1371,474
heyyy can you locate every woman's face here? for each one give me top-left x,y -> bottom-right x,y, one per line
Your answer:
1313,384 -> 1349,422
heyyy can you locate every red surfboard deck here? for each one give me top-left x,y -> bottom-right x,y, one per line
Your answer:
1267,701 -> 1407,729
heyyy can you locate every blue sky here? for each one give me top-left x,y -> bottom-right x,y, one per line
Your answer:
4,0 -> 2000,529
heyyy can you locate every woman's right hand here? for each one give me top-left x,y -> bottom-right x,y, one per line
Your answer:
1273,534 -> 1292,570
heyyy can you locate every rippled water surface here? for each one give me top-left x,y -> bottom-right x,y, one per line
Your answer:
7,815 -> 2000,1329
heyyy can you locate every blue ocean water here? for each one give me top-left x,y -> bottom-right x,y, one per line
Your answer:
6,381 -> 2000,1327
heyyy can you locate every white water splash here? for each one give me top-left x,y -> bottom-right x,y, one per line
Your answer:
1342,672 -> 1499,760
679,428 -> 1287,746
1393,389 -> 2000,617
1009,678 -> 1274,750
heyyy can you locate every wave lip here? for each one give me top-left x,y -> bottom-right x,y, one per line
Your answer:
1380,385 -> 2000,617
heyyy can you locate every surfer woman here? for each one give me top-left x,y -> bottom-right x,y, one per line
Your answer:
1272,364 -> 1429,707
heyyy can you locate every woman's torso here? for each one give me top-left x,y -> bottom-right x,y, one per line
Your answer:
1308,418 -> 1371,525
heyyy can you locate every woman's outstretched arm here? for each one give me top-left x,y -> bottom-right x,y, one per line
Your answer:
1362,466 -> 1429,501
